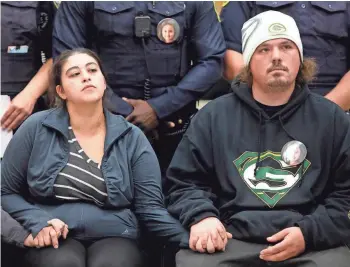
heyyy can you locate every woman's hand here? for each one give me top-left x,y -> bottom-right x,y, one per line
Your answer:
23,234 -> 35,247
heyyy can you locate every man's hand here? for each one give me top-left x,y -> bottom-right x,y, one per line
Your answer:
190,217 -> 232,253
123,98 -> 158,132
33,226 -> 61,249
32,219 -> 69,249
260,227 -> 305,262
47,219 -> 69,240
1,91 -> 37,131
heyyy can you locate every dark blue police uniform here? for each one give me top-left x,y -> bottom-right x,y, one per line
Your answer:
53,1 -> 226,178
1,1 -> 56,106
221,1 -> 350,96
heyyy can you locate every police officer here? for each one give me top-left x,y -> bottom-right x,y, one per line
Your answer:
52,1 -> 226,180
1,1 -> 58,131
221,1 -> 350,111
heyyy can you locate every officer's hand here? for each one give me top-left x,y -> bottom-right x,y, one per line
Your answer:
1,91 -> 37,131
260,227 -> 305,262
123,98 -> 159,132
189,217 -> 232,253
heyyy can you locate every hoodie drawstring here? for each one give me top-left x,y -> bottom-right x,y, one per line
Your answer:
278,115 -> 306,187
253,114 -> 307,188
254,112 -> 264,177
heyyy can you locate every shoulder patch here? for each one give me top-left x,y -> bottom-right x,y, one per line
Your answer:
222,1 -> 230,7
213,1 -> 226,22
54,1 -> 61,9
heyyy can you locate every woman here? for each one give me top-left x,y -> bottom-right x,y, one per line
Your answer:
283,142 -> 303,166
161,23 -> 176,44
157,18 -> 179,44
1,48 -> 189,267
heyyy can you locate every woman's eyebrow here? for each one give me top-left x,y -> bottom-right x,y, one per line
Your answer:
65,62 -> 98,74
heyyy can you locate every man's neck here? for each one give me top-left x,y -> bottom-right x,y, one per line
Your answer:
67,101 -> 105,135
252,82 -> 295,106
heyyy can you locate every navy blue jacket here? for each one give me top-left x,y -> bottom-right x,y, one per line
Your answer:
52,1 -> 226,119
1,108 -> 189,246
221,1 -> 350,96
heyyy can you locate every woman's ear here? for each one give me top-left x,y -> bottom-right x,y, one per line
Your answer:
56,85 -> 67,100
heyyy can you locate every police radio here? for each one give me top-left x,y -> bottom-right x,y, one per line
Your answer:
134,15 -> 151,38
134,14 -> 152,101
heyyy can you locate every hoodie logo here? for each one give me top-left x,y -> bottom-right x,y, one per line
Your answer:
233,151 -> 311,208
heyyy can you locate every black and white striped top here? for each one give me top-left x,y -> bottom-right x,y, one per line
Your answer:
53,126 -> 107,206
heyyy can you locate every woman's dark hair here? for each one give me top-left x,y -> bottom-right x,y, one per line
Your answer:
48,48 -> 107,107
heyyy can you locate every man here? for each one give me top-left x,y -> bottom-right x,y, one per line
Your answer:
220,1 -> 350,111
52,1 -> 225,180
166,11 -> 350,267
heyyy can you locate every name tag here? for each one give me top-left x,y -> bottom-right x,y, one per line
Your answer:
7,45 -> 29,54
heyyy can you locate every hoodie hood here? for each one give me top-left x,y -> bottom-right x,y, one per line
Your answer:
231,80 -> 310,121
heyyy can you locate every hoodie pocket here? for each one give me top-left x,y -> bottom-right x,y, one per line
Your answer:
227,210 -> 304,242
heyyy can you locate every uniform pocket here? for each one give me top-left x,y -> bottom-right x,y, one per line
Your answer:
94,2 -> 135,37
255,1 -> 294,15
310,2 -> 348,38
1,1 -> 38,47
1,52 -> 37,85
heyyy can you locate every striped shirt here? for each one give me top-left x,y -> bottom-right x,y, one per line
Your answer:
54,126 -> 107,206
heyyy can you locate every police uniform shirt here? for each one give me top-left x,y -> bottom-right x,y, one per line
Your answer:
1,1 -> 57,95
52,1 -> 226,119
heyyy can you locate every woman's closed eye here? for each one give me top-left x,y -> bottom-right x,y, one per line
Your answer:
69,71 -> 80,78
88,68 -> 98,73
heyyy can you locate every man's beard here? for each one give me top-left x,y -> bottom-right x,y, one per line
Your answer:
266,75 -> 292,92
266,63 -> 292,92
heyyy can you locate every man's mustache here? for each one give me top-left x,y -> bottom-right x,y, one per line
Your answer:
267,64 -> 288,73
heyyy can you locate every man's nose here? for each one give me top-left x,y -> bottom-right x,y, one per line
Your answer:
271,47 -> 282,62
